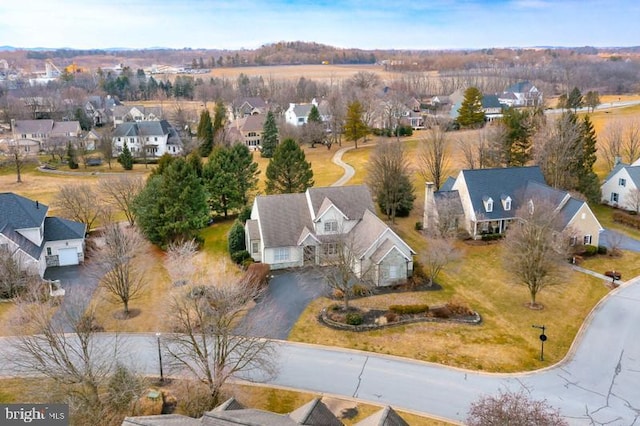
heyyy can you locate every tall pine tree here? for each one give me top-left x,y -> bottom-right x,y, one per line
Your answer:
197,109 -> 214,157
265,138 -> 314,194
501,107 -> 533,166
575,115 -> 601,203
344,100 -> 368,149
212,100 -> 227,146
457,87 -> 485,128
230,144 -> 259,205
261,111 -> 278,158
118,141 -> 133,170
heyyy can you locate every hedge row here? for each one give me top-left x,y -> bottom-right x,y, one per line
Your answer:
613,211 -> 640,229
389,304 -> 430,315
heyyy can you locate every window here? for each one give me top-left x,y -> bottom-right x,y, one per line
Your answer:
619,178 -> 627,187
323,243 -> 338,256
298,117 -> 305,123
46,247 -> 52,256
611,192 -> 619,203
154,137 -> 158,141
483,196 -> 493,213
324,220 -> 338,232
501,196 -> 512,211
584,235 -> 592,245
251,241 -> 259,254
274,247 -> 289,262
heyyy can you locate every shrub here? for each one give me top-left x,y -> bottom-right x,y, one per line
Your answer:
430,306 -> 451,318
415,221 -> 423,231
238,205 -> 252,223
345,312 -> 363,326
446,300 -> 473,316
228,220 -> 246,254
230,250 -> 251,265
613,210 -> 640,229
412,260 -> 427,280
352,284 -> 369,297
329,304 -> 341,311
384,312 -> 399,323
332,289 -> 344,299
597,245 -> 608,255
481,233 -> 503,241
389,304 -> 430,315
583,245 -> 598,256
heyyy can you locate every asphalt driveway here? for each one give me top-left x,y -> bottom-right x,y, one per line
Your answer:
600,228 -> 640,252
240,268 -> 330,340
43,261 -> 101,331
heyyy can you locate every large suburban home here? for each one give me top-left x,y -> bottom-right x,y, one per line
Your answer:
600,161 -> 640,211
229,96 -> 269,120
9,119 -> 81,151
0,193 -> 86,277
122,397 -> 408,426
284,98 -> 330,127
498,81 -> 543,107
424,166 -> 603,247
113,120 -> 183,158
229,114 -> 266,149
112,105 -> 163,127
245,185 -> 415,286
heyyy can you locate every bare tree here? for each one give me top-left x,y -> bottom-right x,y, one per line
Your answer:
98,175 -> 144,226
5,139 -> 31,183
95,223 -> 146,316
420,238 -> 462,287
467,390 -> 568,426
604,230 -> 625,258
503,197 -> 573,308
98,130 -> 114,169
458,125 -> 504,170
55,184 -> 103,231
165,238 -> 200,287
164,269 -> 276,408
0,245 -> 35,298
43,136 -> 68,163
601,120 -> 624,170
533,113 -> 582,190
622,120 -> 640,164
419,126 -> 451,190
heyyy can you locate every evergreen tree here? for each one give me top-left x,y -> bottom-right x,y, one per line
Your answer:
567,87 -> 583,112
230,143 -> 259,205
344,100 -> 368,149
227,220 -> 246,254
303,104 -> 325,148
261,111 -> 278,158
203,147 -> 239,218
457,87 -> 485,128
186,151 -> 203,178
575,115 -> 601,203
197,109 -> 214,157
74,107 -> 93,131
501,108 -> 533,166
134,158 -> 209,247
212,100 -> 227,146
265,138 -> 314,194
67,141 -> 79,169
118,141 -> 134,170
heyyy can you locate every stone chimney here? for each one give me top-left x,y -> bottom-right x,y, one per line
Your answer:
423,182 -> 436,232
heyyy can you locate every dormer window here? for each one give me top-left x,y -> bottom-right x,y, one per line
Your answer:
483,196 -> 494,213
528,199 -> 535,215
501,195 -> 512,211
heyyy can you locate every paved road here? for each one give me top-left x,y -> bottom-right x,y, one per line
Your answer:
3,277 -> 639,424
240,269 -> 330,340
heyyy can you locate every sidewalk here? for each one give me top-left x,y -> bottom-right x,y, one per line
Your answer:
571,264 -> 625,285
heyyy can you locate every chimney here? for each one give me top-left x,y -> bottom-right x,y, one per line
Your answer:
614,156 -> 622,166
423,182 -> 436,232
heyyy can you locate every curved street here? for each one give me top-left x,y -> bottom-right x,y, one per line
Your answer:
2,276 -> 639,424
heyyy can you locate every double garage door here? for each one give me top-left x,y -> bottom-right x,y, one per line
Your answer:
58,248 -> 79,266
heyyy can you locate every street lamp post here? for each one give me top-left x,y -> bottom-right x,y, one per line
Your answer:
532,325 -> 547,361
155,332 -> 164,383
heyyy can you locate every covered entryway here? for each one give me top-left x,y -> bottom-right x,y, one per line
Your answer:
58,248 -> 79,266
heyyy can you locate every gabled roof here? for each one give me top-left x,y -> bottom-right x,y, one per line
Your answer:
439,176 -> 456,191
52,121 -> 80,135
203,409 -> 298,425
0,222 -> 42,260
307,186 -> 374,221
255,193 -> 313,248
292,103 -> 314,118
0,192 -> 48,229
603,162 -> 629,182
113,120 -> 179,139
121,414 -> 200,426
505,81 -> 537,93
239,114 -> 265,133
458,166 -> 546,220
214,397 -> 244,412
234,97 -> 268,110
434,190 -> 464,217
246,219 -> 260,241
13,119 -> 54,134
350,210 -> 415,258
44,217 -> 86,241
354,406 -> 409,426
482,94 -> 502,109
288,398 -> 343,426
603,164 -> 640,188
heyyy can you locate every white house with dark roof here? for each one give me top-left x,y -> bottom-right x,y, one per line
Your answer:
424,166 -> 603,246
498,81 -> 543,107
113,120 -> 182,158
0,193 -> 86,277
601,162 -> 640,211
284,99 -> 330,127
245,185 -> 415,286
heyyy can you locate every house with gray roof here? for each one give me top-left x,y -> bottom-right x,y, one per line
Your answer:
246,185 -> 415,286
424,166 -> 602,246
6,119 -> 81,153
0,193 -> 86,277
600,161 -> 640,211
113,105 -> 163,127
113,120 -> 182,158
122,397 -> 407,426
498,81 -> 543,107
229,114 -> 266,149
284,98 -> 330,127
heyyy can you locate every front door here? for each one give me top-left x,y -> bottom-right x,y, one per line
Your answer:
303,245 -> 316,265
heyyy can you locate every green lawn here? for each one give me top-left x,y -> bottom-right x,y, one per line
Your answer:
200,218 -> 236,257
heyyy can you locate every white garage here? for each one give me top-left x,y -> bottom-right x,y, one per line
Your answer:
57,247 -> 79,266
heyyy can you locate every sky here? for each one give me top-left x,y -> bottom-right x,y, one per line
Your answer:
0,0 -> 638,50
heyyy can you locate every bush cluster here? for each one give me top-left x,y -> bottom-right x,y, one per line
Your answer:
352,284 -> 369,297
613,211 -> 640,229
480,233 -> 503,241
445,300 -> 473,316
582,245 -> 598,256
389,304 -> 430,315
345,312 -> 363,325
597,245 -> 608,255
